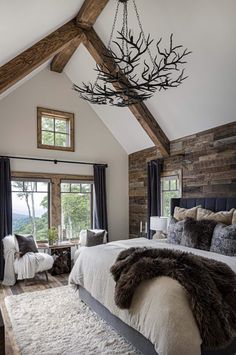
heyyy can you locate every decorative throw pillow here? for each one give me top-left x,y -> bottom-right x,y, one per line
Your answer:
85,230 -> 105,247
232,210 -> 236,225
15,234 -> 38,257
197,208 -> 234,225
174,206 -> 200,221
181,218 -> 217,251
166,217 -> 185,245
210,224 -> 236,256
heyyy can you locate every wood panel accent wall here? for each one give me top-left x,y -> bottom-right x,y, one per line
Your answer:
129,122 -> 236,238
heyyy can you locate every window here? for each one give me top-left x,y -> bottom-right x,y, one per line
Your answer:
61,181 -> 93,239
37,107 -> 75,152
161,172 -> 181,217
11,179 -> 50,241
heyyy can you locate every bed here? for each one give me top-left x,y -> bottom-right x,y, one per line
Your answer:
69,197 -> 236,355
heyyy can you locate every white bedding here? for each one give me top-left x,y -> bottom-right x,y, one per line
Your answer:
69,238 -> 236,355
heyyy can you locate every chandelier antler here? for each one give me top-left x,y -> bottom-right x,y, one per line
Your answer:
74,0 -> 191,107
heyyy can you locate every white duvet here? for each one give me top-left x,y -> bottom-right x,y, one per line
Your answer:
69,238 -> 236,355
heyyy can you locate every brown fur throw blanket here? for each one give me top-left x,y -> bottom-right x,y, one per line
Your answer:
110,247 -> 236,349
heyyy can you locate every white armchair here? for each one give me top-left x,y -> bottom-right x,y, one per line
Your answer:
74,229 -> 108,262
2,235 -> 54,286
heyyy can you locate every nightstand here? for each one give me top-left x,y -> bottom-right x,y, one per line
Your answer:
38,242 -> 76,275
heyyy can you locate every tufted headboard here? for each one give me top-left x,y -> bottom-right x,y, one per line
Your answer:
171,197 -> 236,216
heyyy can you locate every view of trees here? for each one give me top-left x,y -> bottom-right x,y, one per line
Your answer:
12,181 -> 49,241
12,180 -> 92,241
61,192 -> 91,239
41,116 -> 70,147
161,177 -> 180,216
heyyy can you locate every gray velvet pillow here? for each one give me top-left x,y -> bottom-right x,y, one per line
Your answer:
86,230 -> 105,247
15,234 -> 38,257
210,223 -> 236,256
181,218 -> 217,251
166,217 -> 184,245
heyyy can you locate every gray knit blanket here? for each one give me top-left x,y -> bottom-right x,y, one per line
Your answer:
110,247 -> 236,350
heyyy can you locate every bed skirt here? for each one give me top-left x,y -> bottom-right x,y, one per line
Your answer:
79,286 -> 236,355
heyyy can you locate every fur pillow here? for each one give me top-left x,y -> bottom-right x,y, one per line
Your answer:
181,218 -> 217,251
197,208 -> 234,225
15,234 -> 38,257
210,224 -> 236,256
167,217 -> 185,245
85,230 -> 105,247
174,205 -> 200,221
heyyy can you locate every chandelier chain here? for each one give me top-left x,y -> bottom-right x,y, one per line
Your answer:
107,0 -> 120,50
121,2 -> 126,53
132,0 -> 156,68
125,2 -> 129,58
94,0 -> 120,90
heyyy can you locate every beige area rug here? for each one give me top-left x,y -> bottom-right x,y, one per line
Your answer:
5,286 -> 139,355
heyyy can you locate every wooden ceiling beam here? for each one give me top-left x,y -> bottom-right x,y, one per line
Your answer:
76,0 -> 110,29
0,20 -> 83,94
50,34 -> 85,73
51,0 -> 109,73
82,28 -> 170,157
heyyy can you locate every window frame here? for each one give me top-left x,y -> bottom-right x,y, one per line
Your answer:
161,169 -> 182,217
37,107 -> 75,152
11,172 -> 93,243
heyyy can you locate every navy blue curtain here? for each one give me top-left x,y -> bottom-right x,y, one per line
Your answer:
0,158 -> 12,280
147,159 -> 163,239
93,164 -> 108,236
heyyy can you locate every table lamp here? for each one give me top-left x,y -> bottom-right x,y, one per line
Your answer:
150,216 -> 168,239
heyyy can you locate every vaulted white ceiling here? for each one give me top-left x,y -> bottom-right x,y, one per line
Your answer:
1,0 -> 236,153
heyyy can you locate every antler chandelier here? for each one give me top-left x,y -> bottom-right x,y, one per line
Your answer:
74,0 -> 191,107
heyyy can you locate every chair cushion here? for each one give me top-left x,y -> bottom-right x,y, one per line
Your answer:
15,234 -> 38,257
79,229 -> 107,246
14,252 -> 54,276
85,230 -> 105,247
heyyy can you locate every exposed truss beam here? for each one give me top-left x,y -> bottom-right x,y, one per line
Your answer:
82,28 -> 170,157
0,20 -> 83,95
51,0 -> 110,73
76,0 -> 110,29
50,34 -> 85,73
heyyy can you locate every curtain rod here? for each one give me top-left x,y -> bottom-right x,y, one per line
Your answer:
0,155 -> 108,168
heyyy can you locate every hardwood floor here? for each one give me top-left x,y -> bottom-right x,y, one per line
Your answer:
0,272 -> 69,355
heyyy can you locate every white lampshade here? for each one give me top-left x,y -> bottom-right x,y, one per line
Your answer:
150,216 -> 168,233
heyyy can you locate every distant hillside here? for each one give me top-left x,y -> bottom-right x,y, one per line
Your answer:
13,213 -> 29,220
13,213 -> 30,231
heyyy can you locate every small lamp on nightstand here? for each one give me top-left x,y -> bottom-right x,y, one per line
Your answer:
150,216 -> 168,240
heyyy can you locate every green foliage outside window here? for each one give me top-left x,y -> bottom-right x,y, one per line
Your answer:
12,180 -> 93,241
161,176 -> 181,216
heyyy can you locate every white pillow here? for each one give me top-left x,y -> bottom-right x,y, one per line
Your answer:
79,229 -> 107,246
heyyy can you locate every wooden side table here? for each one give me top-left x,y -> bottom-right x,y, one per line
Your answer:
38,243 -> 76,275
49,243 -> 76,275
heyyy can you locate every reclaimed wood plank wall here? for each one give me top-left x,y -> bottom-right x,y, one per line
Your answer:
129,122 -> 236,238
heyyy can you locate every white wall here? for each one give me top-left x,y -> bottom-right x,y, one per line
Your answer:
0,69 -> 129,241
